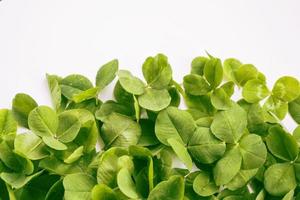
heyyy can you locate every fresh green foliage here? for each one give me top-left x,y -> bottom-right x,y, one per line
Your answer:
12,93 -> 38,128
142,53 -> 172,89
211,103 -> 247,143
96,59 -> 119,91
0,54 -> 299,199
138,88 -> 171,111
242,79 -> 269,103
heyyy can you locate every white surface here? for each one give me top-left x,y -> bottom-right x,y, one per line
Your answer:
0,0 -> 299,131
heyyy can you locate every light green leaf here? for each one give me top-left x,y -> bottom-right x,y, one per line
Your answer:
255,189 -> 265,200
56,112 -> 81,143
234,64 -> 258,86
238,100 -> 268,136
223,58 -> 242,83
101,113 -> 141,148
12,93 -> 38,128
96,59 -> 118,90
242,79 -> 269,103
39,156 -> 83,176
117,168 -> 139,199
204,57 -> 223,88
289,96 -> 300,124
220,81 -> 235,97
263,95 -> 288,122
97,147 -> 128,187
91,184 -> 117,200
46,74 -> 64,111
185,94 -> 215,117
95,100 -> 134,121
282,190 -> 294,200
239,134 -> 267,169
67,98 -> 100,113
63,173 -> 96,200
138,88 -> 171,111
266,125 -> 299,161
0,171 -> 43,189
117,155 -> 134,173
64,146 -> 84,164
148,175 -> 184,200
195,116 -> 213,127
293,126 -> 300,145
71,110 -> 98,152
213,146 -> 242,186
14,133 -> 49,160
188,127 -> 225,164
113,81 -> 134,105
211,88 -> 232,110
60,74 -> 93,100
155,107 -> 196,145
63,109 -> 98,152
133,95 -> 140,121
71,87 -> 99,103
117,70 -> 145,95
211,103 -> 247,143
272,76 -> 300,102
0,141 -> 34,174
183,74 -> 211,96
226,169 -> 258,191
191,56 -> 208,76
193,171 -> 218,196
28,106 -> 58,138
168,138 -> 193,170
42,136 -> 67,151
0,109 -> 17,136
264,163 -> 296,196
142,54 -> 172,89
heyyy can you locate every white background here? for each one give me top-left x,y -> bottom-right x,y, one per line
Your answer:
0,0 -> 299,131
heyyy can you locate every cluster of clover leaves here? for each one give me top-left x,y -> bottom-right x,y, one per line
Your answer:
0,53 -> 300,200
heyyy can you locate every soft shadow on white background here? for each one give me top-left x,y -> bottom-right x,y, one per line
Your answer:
0,0 -> 299,133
